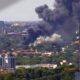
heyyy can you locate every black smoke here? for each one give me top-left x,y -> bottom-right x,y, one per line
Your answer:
22,22 -> 54,49
20,0 -> 80,48
35,0 -> 80,44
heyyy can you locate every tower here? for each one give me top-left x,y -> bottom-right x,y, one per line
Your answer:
0,55 -> 3,69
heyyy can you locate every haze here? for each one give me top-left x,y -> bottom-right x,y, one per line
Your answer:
0,0 -> 54,21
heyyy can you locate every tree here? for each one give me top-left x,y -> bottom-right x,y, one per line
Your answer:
16,67 -> 26,79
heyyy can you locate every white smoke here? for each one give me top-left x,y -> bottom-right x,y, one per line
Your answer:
33,33 -> 62,46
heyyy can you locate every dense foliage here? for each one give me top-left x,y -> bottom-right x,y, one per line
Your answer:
0,66 -> 76,80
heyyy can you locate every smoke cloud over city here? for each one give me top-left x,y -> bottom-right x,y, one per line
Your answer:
0,0 -> 80,49
24,0 -> 80,46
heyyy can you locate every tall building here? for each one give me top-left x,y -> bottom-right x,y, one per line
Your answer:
0,55 -> 3,68
0,51 -> 16,72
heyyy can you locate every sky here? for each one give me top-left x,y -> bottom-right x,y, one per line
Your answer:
0,0 -> 55,21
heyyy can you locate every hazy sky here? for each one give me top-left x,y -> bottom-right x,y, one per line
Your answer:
0,0 -> 55,21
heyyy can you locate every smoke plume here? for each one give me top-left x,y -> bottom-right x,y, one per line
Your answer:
33,33 -> 62,46
23,0 -> 80,47
35,0 -> 80,44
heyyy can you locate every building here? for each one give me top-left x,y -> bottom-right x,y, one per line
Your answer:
0,51 -> 16,72
41,52 -> 53,56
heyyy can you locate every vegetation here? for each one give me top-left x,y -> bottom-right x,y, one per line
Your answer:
16,42 -> 78,66
0,65 -> 76,80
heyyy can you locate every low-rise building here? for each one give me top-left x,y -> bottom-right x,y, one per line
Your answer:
0,51 -> 16,73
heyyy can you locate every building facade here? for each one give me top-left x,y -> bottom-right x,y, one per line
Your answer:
0,52 -> 16,72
